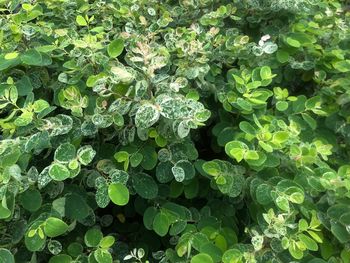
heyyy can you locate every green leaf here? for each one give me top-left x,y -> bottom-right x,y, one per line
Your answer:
77,145 -> 96,165
276,50 -> 289,63
130,152 -> 143,167
171,166 -> 185,182
21,49 -> 43,66
107,39 -> 124,58
255,184 -> 273,205
33,99 -> 50,113
0,248 -> 15,263
65,193 -> 90,220
153,212 -> 169,237
76,15 -> 87,26
260,66 -> 272,80
244,150 -> 259,160
232,74 -> 244,85
222,249 -> 242,263
132,173 -> 158,199
135,103 -> 160,129
301,113 -> 317,130
184,179 -> 199,199
96,185 -> 110,208
298,233 -> 318,251
292,95 -> 307,113
143,207 -> 158,230
108,183 -> 129,206
4,52 -> 18,60
0,54 -> 21,71
215,234 -> 228,252
14,111 -> 33,126
110,169 -> 129,185
110,66 -> 135,83
19,189 -> 42,212
67,242 -> 84,257
194,109 -> 211,122
1,2 -> 349,261
286,37 -> 301,48
172,160 -> 195,181
0,198 -> 11,219
85,228 -> 103,247
333,60 -> 350,72
44,217 -> 69,237
94,248 -> 113,263
8,85 -> 18,104
25,221 -> 46,252
88,253 -> 99,263
199,242 -> 223,262
49,255 -> 72,263
47,235 -> 62,252
99,236 -> 115,249
275,196 -> 289,211
272,131 -> 289,144
202,160 -> 245,198
191,253 -> 213,263
341,249 -> 350,263
169,220 -> 187,236
298,219 -> 308,232
327,204 -> 349,220
156,162 -> 173,183
288,191 -> 304,204
259,141 -> 273,152
112,112 -> 124,126
305,96 -> 321,110
202,161 -> 221,177
307,230 -> 322,243
140,145 -> 158,170
86,73 -> 105,87
239,121 -> 256,135
289,242 -> 303,259
49,163 -> 70,181
225,141 -> 248,162
276,101 -> 288,111
54,143 -> 76,163
340,212 -> 350,225
331,221 -> 350,243
236,98 -> 252,111
114,151 -> 129,162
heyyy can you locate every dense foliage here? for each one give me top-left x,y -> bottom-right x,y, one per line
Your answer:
1,0 -> 350,262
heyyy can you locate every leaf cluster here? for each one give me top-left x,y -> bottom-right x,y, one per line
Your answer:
0,0 -> 350,263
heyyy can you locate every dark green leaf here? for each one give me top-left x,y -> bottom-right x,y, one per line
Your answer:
132,173 -> 158,199
85,228 -> 103,247
0,248 -> 15,263
153,212 -> 169,237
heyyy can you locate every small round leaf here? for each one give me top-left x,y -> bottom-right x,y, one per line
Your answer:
77,145 -> 96,165
153,212 -> 169,237
0,248 -> 15,263
191,253 -> 213,263
84,228 -> 103,247
19,189 -> 42,212
54,143 -> 76,163
49,163 -> 70,181
108,183 -> 129,206
132,173 -> 158,199
44,217 -> 69,238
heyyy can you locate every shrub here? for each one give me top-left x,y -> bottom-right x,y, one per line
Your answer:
0,0 -> 350,262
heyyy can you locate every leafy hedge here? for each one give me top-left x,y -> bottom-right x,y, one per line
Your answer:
1,0 -> 350,262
